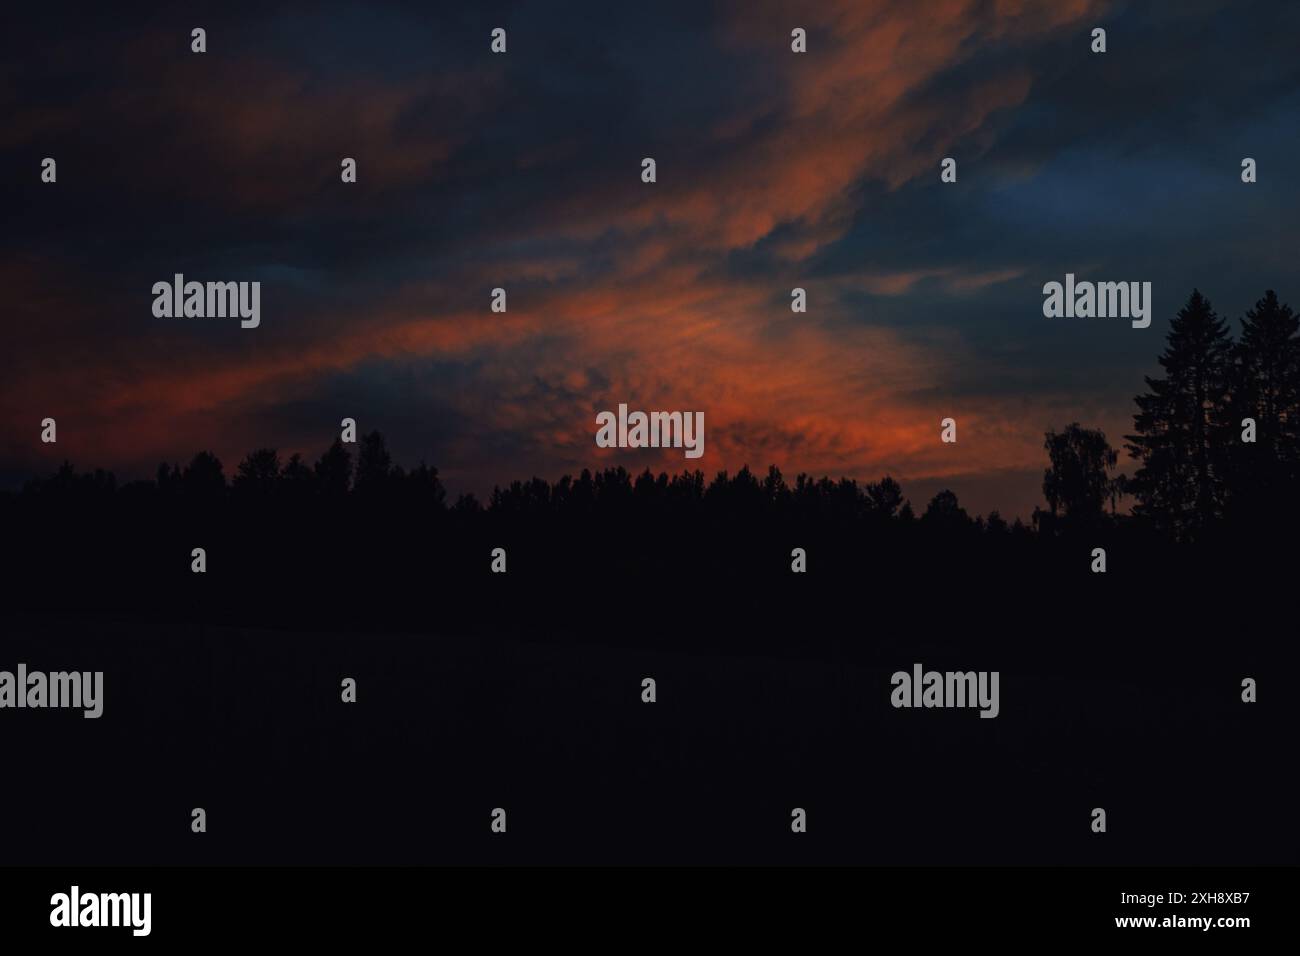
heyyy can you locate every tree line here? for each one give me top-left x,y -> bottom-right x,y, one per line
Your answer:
1036,288 -> 1298,541
7,288 -> 1297,543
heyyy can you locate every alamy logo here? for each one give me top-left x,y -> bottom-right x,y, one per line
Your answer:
890,663 -> 1000,718
50,885 -> 151,936
152,274 -> 261,328
595,403 -> 704,459
0,664 -> 102,718
1042,273 -> 1151,328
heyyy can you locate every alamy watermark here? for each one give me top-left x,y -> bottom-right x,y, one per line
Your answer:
890,663 -> 999,718
1043,273 -> 1151,328
595,403 -> 704,459
0,664 -> 103,718
152,274 -> 260,328
50,886 -> 150,936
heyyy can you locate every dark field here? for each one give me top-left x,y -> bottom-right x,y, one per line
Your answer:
4,593 -> 1289,865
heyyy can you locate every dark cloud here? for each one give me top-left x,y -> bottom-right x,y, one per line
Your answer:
3,0 -> 1297,519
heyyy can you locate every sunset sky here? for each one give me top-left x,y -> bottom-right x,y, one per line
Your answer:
4,0 -> 1299,517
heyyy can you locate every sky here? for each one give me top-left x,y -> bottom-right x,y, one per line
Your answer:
3,0 -> 1300,518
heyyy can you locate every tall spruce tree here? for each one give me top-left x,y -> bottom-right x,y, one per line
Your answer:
1229,290 -> 1300,513
1124,289 -> 1233,539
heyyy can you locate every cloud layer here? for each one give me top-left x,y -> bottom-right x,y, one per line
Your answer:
4,0 -> 1300,517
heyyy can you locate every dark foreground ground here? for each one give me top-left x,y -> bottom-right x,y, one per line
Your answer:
3,601 -> 1291,865
2,486 -> 1295,864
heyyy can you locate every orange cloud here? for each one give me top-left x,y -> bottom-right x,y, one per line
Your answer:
1,0 -> 1113,521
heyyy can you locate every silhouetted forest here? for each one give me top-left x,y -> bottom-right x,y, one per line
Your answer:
4,287 -> 1296,642
3,289 -> 1296,867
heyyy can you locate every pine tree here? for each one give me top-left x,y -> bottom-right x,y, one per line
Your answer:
1124,289 -> 1233,539
353,431 -> 395,495
1229,290 -> 1300,512
313,439 -> 353,496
